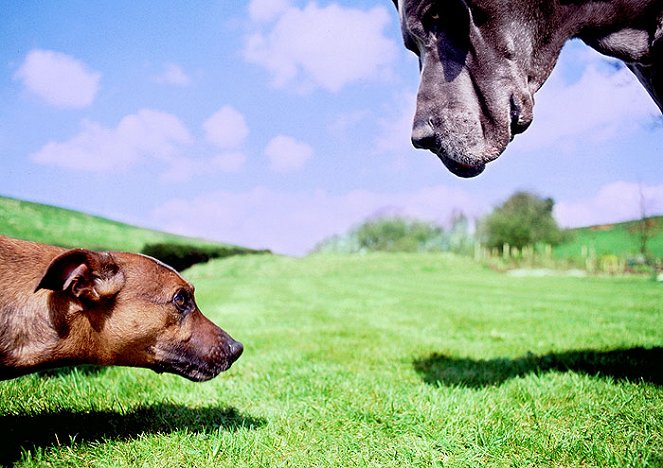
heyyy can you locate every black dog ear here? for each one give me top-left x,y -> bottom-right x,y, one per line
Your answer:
35,249 -> 125,302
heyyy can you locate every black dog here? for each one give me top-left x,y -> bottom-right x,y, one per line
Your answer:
393,0 -> 662,177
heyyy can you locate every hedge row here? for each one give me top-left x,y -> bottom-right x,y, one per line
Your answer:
141,243 -> 270,272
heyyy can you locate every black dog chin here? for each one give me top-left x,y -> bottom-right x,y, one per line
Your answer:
438,155 -> 486,178
153,357 -> 233,382
181,367 -> 223,382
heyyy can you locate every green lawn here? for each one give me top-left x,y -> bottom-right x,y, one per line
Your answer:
2,253 -> 661,466
0,195 -> 236,252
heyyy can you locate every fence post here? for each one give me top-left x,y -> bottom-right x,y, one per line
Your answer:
503,243 -> 510,259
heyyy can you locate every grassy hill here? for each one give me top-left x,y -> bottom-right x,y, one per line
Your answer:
555,216 -> 663,259
0,195 -> 246,253
2,193 -> 660,263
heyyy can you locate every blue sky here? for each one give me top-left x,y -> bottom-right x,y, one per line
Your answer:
1,0 -> 662,255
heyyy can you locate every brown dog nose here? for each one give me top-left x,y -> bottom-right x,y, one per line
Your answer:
228,339 -> 244,363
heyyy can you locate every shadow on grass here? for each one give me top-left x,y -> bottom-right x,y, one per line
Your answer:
413,347 -> 663,388
1,403 -> 265,465
35,364 -> 107,379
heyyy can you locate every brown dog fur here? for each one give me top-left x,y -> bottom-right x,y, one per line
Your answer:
0,235 -> 242,381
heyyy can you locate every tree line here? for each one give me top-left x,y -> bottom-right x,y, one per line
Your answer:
313,190 -> 654,259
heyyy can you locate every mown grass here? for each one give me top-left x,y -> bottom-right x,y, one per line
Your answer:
0,195 -> 235,252
1,253 -> 661,466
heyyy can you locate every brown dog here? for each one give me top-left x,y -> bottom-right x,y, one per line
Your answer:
0,235 -> 242,381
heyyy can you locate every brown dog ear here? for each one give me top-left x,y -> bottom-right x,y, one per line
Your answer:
35,249 -> 125,301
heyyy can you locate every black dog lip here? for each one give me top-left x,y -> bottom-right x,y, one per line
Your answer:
438,153 -> 486,178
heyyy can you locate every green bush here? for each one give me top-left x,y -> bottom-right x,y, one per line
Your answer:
354,217 -> 444,252
141,243 -> 268,271
313,215 -> 473,254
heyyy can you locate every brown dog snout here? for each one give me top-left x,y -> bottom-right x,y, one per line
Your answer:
150,304 -> 244,382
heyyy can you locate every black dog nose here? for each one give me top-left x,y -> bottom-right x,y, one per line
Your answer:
411,121 -> 437,151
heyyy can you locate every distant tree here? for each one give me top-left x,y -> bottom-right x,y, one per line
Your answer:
312,216 -> 448,253
447,210 -> 474,255
354,217 -> 445,252
628,183 -> 661,261
478,191 -> 565,251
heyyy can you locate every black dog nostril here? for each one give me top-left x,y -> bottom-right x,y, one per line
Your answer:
509,97 -> 521,132
509,96 -> 531,136
411,122 -> 437,151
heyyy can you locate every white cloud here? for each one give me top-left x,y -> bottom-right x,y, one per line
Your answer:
244,2 -> 398,92
154,63 -> 191,87
30,109 -> 192,172
264,135 -> 313,172
328,109 -> 371,138
160,152 -> 247,182
149,185 -> 488,255
248,0 -> 291,22
203,106 -> 249,149
30,105 -> 253,179
375,91 -> 416,156
159,158 -> 198,183
211,152 -> 247,172
14,49 -> 101,108
511,45 -> 660,153
555,181 -> 663,227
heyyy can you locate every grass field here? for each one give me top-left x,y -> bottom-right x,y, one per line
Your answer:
2,253 -> 661,466
555,216 -> 663,259
0,195 -> 237,252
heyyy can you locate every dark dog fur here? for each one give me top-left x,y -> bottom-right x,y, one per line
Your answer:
393,0 -> 663,177
0,235 -> 242,381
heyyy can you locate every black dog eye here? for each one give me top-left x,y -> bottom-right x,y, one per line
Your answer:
422,1 -> 470,43
172,289 -> 190,312
421,6 -> 441,32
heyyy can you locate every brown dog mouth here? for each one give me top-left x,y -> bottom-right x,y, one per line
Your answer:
154,358 -> 234,382
153,344 -> 243,382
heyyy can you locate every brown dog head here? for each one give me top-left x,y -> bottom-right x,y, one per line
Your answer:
36,248 -> 243,382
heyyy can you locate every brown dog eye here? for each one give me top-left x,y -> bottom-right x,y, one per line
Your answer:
172,290 -> 190,312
